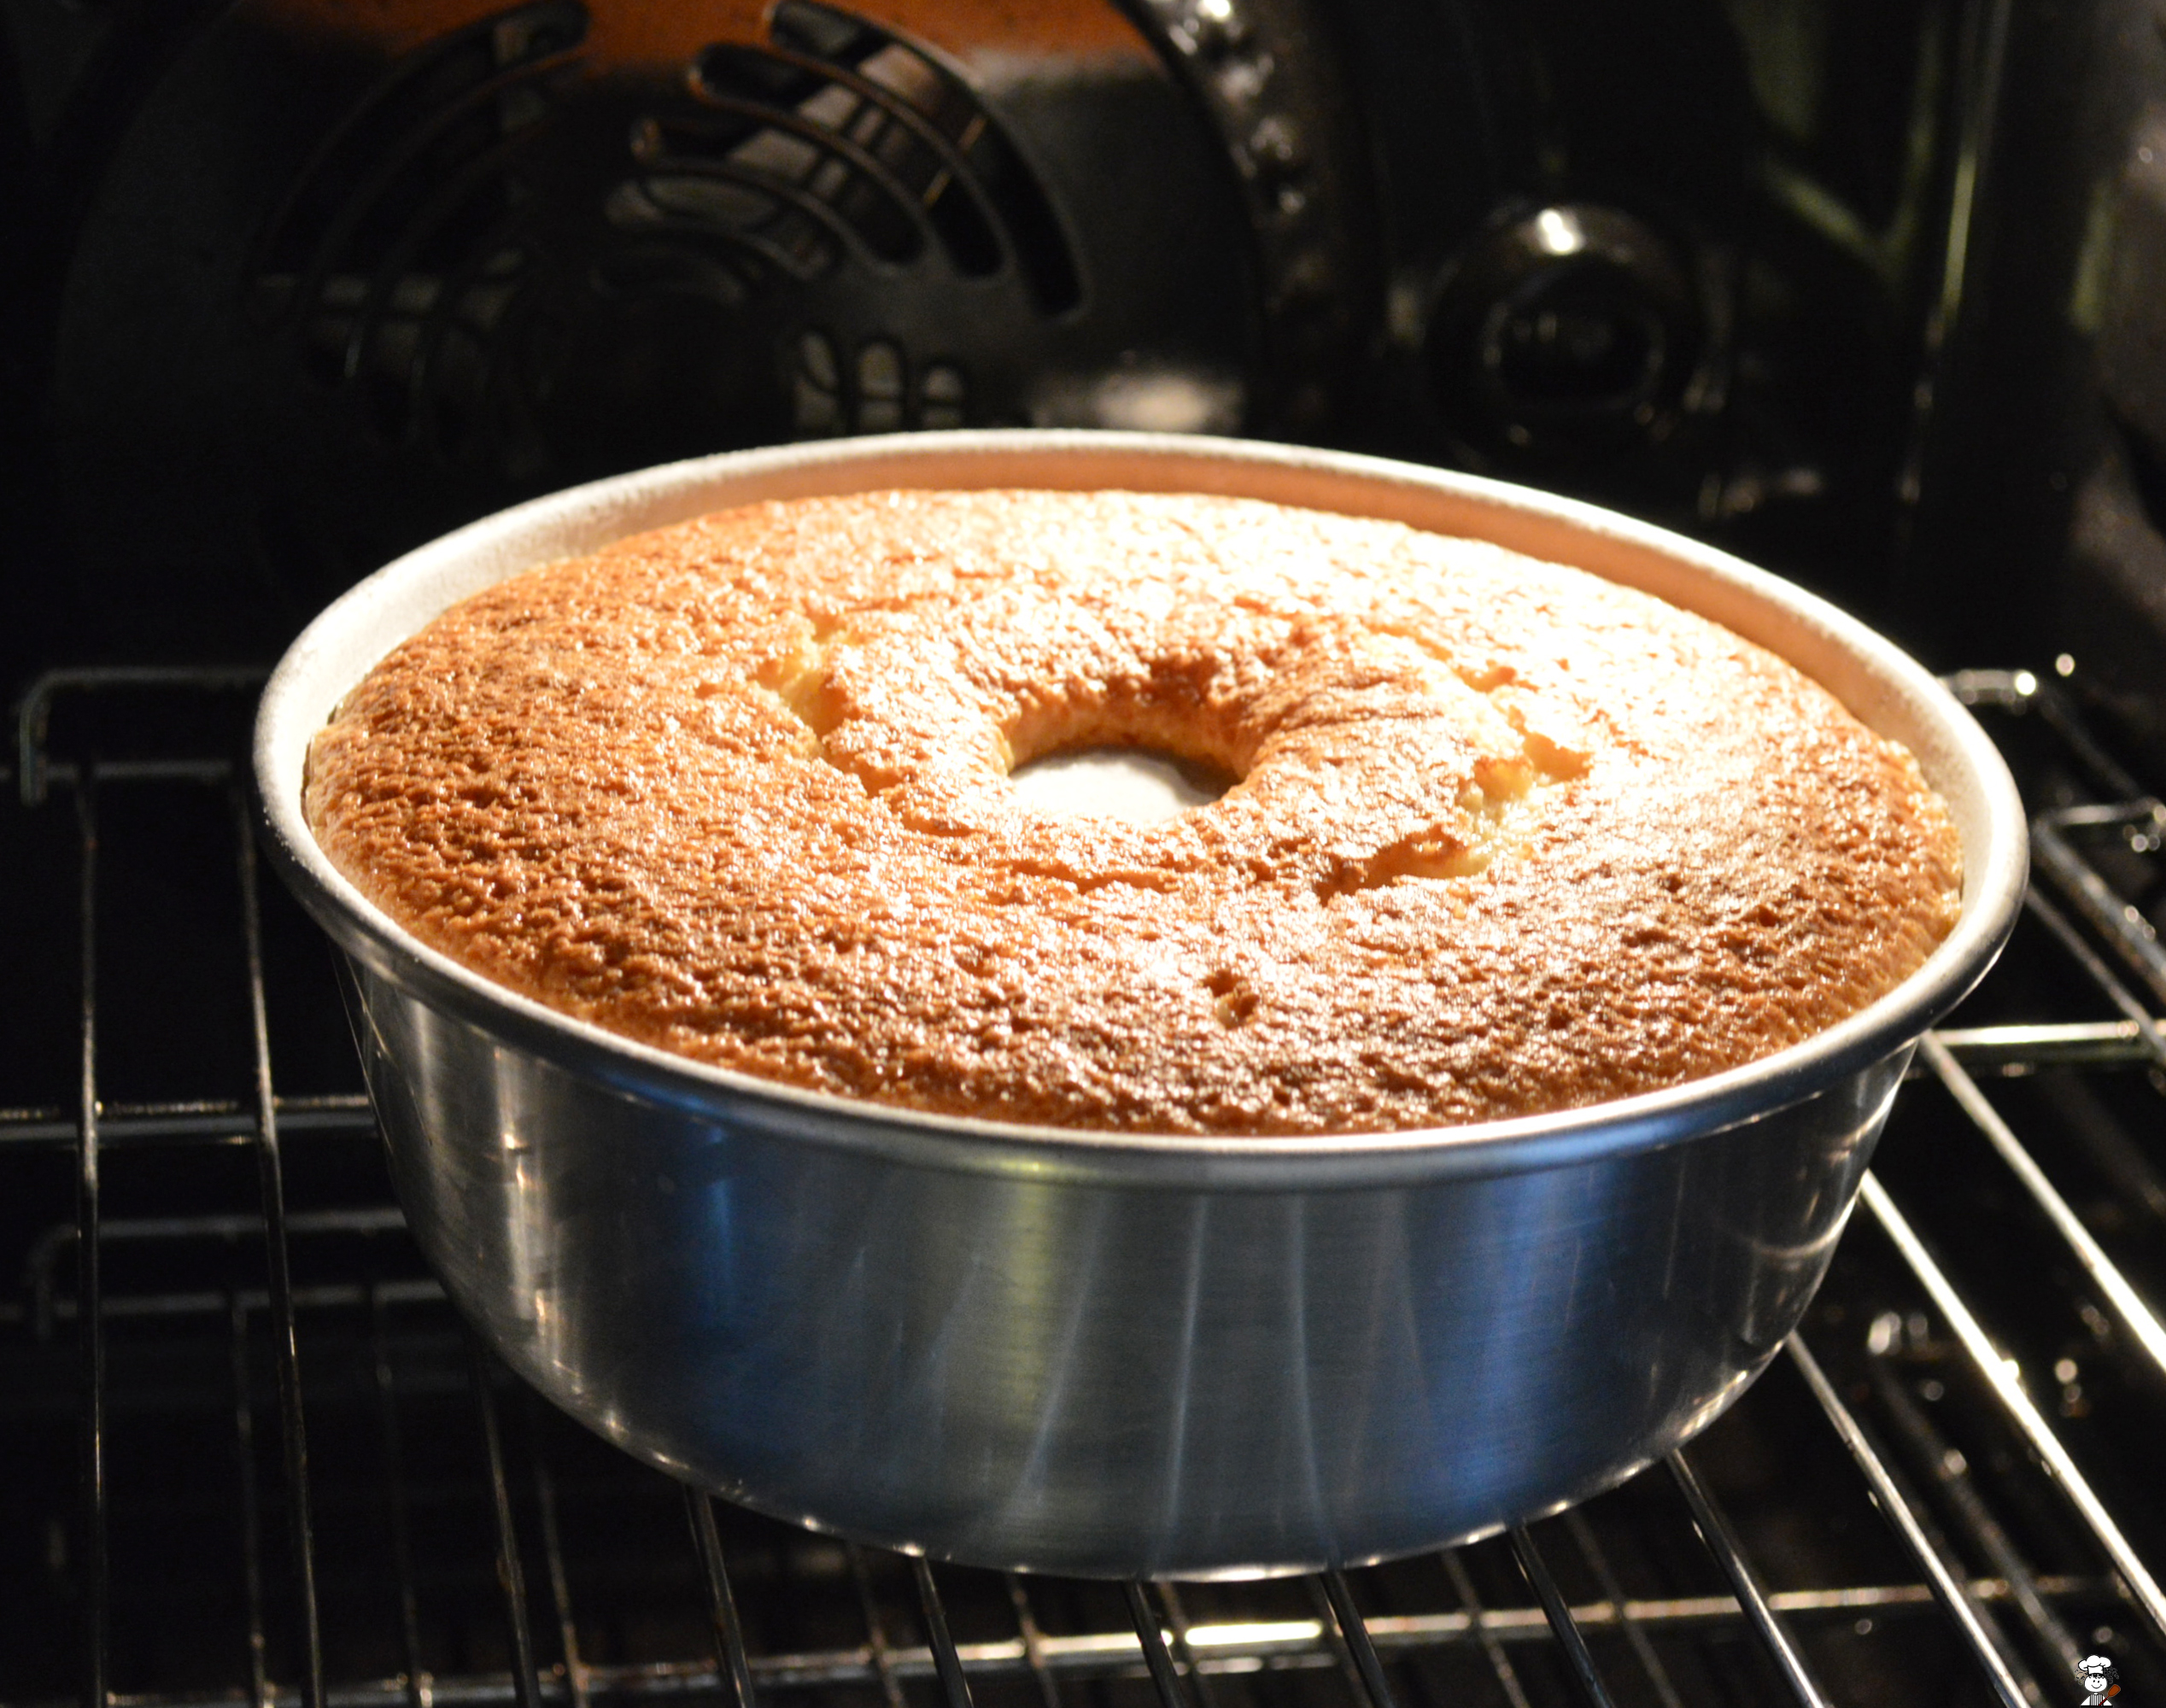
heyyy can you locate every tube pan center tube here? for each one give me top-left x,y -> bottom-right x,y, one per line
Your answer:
255,431 -> 2025,1577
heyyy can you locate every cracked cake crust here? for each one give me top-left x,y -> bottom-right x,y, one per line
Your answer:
303,488 -> 1964,1133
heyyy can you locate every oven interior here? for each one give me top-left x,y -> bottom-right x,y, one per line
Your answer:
7,1 -> 2166,1705
4,670 -> 2165,1707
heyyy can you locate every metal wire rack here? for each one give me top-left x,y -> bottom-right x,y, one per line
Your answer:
3,666 -> 2163,1708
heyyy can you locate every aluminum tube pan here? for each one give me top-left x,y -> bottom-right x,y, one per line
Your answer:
255,431 -> 2027,1576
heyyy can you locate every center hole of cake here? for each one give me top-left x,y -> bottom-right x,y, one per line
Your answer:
1007,746 -> 1235,822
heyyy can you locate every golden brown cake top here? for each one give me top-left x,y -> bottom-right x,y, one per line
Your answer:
305,488 -> 1963,1133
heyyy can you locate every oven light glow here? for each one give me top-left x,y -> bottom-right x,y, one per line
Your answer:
1532,207 -> 1585,257
1183,1619 -> 1321,1648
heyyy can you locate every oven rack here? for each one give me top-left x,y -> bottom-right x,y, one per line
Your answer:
1,666 -> 2163,1708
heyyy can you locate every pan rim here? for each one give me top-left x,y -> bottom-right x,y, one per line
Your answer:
254,428 -> 2028,1190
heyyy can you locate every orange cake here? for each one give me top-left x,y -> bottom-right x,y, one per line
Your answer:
304,488 -> 1963,1133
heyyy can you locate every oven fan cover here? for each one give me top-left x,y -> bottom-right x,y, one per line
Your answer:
43,0 -> 1367,600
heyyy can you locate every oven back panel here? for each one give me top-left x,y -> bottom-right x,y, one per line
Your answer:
10,0 -> 2144,678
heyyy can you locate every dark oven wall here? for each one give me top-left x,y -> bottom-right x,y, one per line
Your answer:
1,0 -> 2125,697
1896,0 -> 2166,777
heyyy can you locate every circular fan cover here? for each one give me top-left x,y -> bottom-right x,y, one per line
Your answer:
50,0 -> 1349,601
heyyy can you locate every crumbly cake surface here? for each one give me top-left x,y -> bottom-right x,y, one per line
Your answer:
305,488 -> 1964,1133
